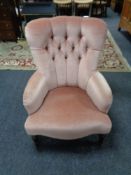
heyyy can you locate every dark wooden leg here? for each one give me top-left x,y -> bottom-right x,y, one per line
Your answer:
98,134 -> 106,145
118,27 -> 121,31
32,136 -> 39,147
105,6 -> 107,17
103,6 -> 107,17
32,136 -> 44,151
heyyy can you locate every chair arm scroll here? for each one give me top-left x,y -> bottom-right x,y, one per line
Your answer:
23,71 -> 49,115
86,71 -> 113,113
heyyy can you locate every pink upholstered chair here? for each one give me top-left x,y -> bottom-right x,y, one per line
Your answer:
23,16 -> 113,145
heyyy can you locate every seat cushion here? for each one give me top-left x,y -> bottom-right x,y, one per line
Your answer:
25,87 -> 112,139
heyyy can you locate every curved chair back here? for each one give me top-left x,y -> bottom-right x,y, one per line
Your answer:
25,16 -> 107,90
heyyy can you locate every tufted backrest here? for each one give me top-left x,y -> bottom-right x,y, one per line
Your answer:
25,16 -> 107,90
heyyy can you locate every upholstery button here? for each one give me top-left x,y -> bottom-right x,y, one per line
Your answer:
45,46 -> 48,51
52,56 -> 55,61
86,46 -> 88,52
65,56 -> 67,60
78,56 -> 81,61
72,45 -> 75,51
79,33 -> 82,39
58,45 -> 61,50
65,35 -> 67,40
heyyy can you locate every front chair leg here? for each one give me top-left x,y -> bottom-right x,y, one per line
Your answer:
98,134 -> 106,145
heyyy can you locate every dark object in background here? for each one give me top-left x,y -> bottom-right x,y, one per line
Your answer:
118,0 -> 131,34
111,0 -> 124,13
107,0 -> 111,6
20,0 -> 56,23
92,0 -> 108,17
0,0 -> 21,41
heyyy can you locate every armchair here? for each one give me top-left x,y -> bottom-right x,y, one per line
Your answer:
23,16 -> 113,143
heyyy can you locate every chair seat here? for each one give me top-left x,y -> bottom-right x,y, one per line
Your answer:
25,87 -> 112,140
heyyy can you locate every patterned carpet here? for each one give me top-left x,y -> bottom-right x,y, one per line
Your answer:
0,31 -> 130,71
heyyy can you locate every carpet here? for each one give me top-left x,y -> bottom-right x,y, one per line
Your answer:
103,8 -> 131,66
0,70 -> 131,175
0,31 -> 130,71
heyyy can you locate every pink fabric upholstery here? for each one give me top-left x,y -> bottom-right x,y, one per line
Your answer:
23,71 -> 49,114
25,16 -> 106,89
25,87 -> 112,139
23,16 -> 113,139
86,71 -> 113,113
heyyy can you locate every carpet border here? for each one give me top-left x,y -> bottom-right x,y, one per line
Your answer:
100,31 -> 131,72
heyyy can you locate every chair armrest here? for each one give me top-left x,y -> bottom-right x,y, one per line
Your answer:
86,71 -> 113,113
23,71 -> 49,115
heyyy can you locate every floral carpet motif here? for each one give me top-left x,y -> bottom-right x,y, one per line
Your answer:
0,31 -> 130,71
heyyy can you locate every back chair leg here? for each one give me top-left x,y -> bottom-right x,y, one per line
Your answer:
32,136 -> 39,145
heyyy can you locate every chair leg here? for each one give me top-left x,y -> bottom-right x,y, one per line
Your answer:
98,134 -> 106,145
89,4 -> 93,17
104,6 -> 107,17
118,27 -> 121,31
32,136 -> 39,145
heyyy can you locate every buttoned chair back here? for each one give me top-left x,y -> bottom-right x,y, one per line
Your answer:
25,16 -> 106,90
